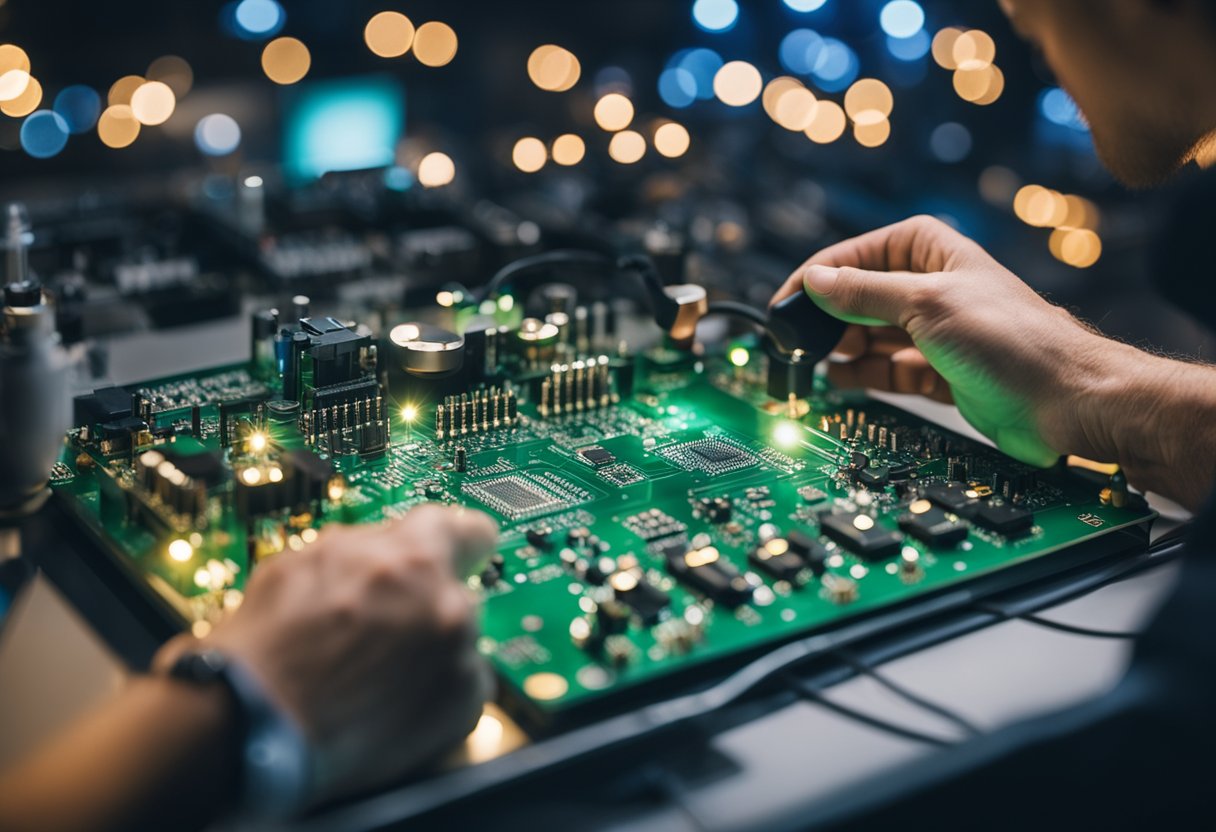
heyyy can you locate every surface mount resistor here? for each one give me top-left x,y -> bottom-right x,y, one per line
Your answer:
436,404 -> 446,440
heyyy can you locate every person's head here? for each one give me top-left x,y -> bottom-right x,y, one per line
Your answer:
999,0 -> 1216,187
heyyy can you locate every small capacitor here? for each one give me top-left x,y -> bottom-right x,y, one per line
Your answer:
454,446 -> 467,472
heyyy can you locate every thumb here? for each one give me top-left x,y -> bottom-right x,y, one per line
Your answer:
802,264 -> 921,328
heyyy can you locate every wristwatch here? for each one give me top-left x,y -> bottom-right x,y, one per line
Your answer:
167,648 -> 313,818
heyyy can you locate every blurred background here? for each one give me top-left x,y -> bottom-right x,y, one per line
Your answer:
0,0 -> 1210,368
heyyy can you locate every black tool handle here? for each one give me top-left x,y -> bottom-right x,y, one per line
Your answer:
765,290 -> 849,365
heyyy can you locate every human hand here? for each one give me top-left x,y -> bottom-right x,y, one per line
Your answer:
772,215 -> 1118,468
154,503 -> 499,805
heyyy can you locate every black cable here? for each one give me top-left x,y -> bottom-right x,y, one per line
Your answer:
476,249 -> 613,303
702,299 -> 772,329
834,648 -> 983,738
973,602 -> 1140,639
781,672 -> 958,748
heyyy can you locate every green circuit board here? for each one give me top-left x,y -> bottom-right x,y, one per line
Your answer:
50,325 -> 1155,726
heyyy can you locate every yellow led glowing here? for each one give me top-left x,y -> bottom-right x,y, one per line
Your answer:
248,432 -> 268,453
654,121 -> 690,158
607,129 -> 645,164
268,466 -> 283,483
551,133 -> 585,166
728,346 -> 750,367
853,118 -> 891,148
417,151 -> 455,187
852,514 -> 875,531
498,295 -> 515,312
241,467 -> 262,485
774,86 -> 818,131
805,100 -> 847,144
0,75 -> 40,116
931,27 -> 964,69
402,405 -> 418,422
168,538 -> 194,563
130,81 -> 175,126
523,672 -> 569,701
844,78 -> 893,126
327,479 -> 346,502
527,44 -> 580,92
512,136 -> 547,173
300,527 -> 318,544
909,499 -> 933,514
0,69 -> 30,102
773,421 -> 800,448
146,55 -> 193,97
765,538 -> 790,556
594,93 -> 634,131
108,75 -> 145,106
763,76 -> 805,120
97,105 -> 141,149
261,37 -> 311,85
713,60 -> 762,107
364,11 -> 415,58
413,21 -> 458,67
952,30 -> 996,70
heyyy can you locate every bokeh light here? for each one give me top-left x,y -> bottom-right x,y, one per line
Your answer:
880,1 -> 925,38
108,75 -> 144,106
763,76 -> 805,120
413,21 -> 458,67
608,129 -> 646,164
953,64 -> 1003,105
512,136 -> 547,173
551,133 -> 585,166
130,81 -> 175,126
233,0 -> 285,38
887,30 -> 931,61
53,85 -> 101,134
594,66 -> 632,98
146,56 -> 193,97
931,27 -> 964,69
527,45 -> 580,92
658,67 -> 697,108
1049,227 -> 1102,268
1,75 -> 40,117
774,86 -> 818,130
1040,87 -> 1088,131
668,48 -> 723,101
261,36 -> 311,84
952,30 -> 995,69
0,69 -> 31,103
364,11 -> 415,58
417,151 -> 455,187
853,118 -> 891,148
0,45 -> 30,77
804,99 -> 846,143
713,61 -> 762,107
843,78 -> 893,125
779,29 -> 824,76
784,0 -> 828,10
929,122 -> 971,162
19,110 -> 68,158
194,113 -> 240,155
594,92 -> 634,131
654,121 -> 690,157
98,105 -> 141,149
810,38 -> 859,92
692,0 -> 739,33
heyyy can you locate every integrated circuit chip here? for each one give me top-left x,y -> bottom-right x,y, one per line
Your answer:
577,445 -> 616,467
898,502 -> 968,548
818,511 -> 904,560
600,464 -> 644,486
658,437 -> 757,475
972,503 -> 1034,537
462,474 -> 571,521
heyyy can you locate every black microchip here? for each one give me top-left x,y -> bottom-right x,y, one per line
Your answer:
613,578 -> 670,624
749,544 -> 805,582
924,483 -> 981,518
74,386 -> 134,425
787,530 -> 829,575
578,446 -> 616,467
898,506 -> 968,548
973,503 -> 1034,537
161,448 -> 226,487
665,548 -> 753,607
856,465 -> 890,488
690,443 -> 740,464
818,511 -> 904,560
888,462 -> 915,481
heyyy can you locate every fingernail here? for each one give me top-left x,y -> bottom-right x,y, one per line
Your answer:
803,265 -> 839,295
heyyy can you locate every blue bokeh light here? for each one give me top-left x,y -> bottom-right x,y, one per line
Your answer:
195,114 -> 242,156
1039,87 -> 1088,131
929,122 -> 972,162
779,29 -> 825,75
887,30 -> 931,61
222,0 -> 284,40
659,68 -> 698,108
783,0 -> 828,10
880,1 -> 925,38
692,0 -> 738,33
669,48 -> 724,100
53,85 -> 101,134
20,110 -> 70,159
810,38 -> 858,92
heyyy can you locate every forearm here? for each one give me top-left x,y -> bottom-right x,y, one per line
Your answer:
1080,342 -> 1216,511
0,675 -> 239,832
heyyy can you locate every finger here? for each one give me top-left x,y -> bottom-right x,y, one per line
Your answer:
385,504 -> 498,579
890,346 -> 954,403
826,354 -> 893,391
803,263 -> 931,327
832,326 -> 915,360
151,633 -> 199,673
799,214 -> 979,275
